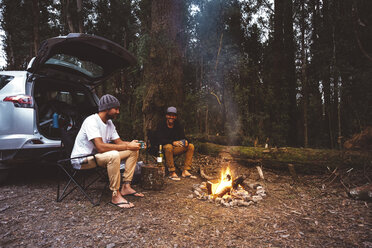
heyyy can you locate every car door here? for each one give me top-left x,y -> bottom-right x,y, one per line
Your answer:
27,33 -> 137,86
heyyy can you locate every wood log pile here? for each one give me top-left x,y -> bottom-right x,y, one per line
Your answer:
141,164 -> 165,190
191,177 -> 266,207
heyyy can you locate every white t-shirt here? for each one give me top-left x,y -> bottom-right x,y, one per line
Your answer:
70,113 -> 120,169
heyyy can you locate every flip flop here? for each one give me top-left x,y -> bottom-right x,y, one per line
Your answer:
168,175 -> 181,181
121,192 -> 144,197
182,175 -> 197,179
108,201 -> 133,209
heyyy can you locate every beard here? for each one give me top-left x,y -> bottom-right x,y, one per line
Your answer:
107,113 -> 118,120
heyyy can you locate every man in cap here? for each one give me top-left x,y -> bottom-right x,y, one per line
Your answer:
71,94 -> 144,209
154,106 -> 195,181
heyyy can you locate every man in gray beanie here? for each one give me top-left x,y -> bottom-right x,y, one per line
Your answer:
71,94 -> 144,209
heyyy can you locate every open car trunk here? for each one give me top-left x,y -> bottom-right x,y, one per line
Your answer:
33,77 -> 98,140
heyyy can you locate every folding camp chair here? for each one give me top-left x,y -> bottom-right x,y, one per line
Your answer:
56,127 -> 108,206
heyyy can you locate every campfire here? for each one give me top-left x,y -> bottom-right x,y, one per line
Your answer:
192,166 -> 266,207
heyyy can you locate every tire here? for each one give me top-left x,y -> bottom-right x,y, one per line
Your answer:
0,169 -> 10,184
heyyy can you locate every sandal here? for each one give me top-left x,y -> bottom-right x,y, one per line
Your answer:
168,175 -> 181,181
108,201 -> 133,209
182,174 -> 197,179
121,192 -> 144,197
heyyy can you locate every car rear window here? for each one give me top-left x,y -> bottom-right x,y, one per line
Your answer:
0,75 -> 15,91
45,54 -> 104,78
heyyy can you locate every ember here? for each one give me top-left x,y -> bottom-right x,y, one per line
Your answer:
192,166 -> 266,207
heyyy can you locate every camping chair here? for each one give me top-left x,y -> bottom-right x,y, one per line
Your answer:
56,127 -> 108,206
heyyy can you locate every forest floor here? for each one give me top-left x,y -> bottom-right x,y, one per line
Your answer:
0,152 -> 371,248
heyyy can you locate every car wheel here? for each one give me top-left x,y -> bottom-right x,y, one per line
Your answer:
0,169 -> 10,184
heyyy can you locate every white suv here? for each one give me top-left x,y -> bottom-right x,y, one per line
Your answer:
0,33 -> 136,182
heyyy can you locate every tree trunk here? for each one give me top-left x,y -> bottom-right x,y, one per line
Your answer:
76,0 -> 84,33
283,0 -> 297,146
142,0 -> 185,136
7,33 -> 15,69
32,0 -> 40,56
271,0 -> 285,143
321,0 -> 334,149
65,0 -> 75,33
301,1 -> 308,148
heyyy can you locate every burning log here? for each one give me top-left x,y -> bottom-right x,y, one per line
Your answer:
206,180 -> 219,195
215,186 -> 232,198
232,175 -> 246,189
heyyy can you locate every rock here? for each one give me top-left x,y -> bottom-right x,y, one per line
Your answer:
193,190 -> 201,197
240,201 -> 253,207
106,243 -> 115,248
252,195 -> 263,202
192,184 -> 202,191
349,184 -> 372,202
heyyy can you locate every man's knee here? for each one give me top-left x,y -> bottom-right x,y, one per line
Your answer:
187,143 -> 194,152
107,150 -> 120,161
163,144 -> 173,152
131,150 -> 139,158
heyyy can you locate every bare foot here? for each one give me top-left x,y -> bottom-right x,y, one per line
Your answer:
120,185 -> 144,197
182,170 -> 196,178
111,192 -> 134,208
168,172 -> 181,181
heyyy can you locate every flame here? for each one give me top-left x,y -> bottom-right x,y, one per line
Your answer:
213,167 -> 232,195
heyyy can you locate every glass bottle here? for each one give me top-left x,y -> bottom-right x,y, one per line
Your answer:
157,145 -> 164,167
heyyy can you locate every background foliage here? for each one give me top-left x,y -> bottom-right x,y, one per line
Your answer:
1,0 -> 371,148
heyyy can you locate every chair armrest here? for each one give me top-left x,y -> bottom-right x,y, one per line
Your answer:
57,153 -> 96,164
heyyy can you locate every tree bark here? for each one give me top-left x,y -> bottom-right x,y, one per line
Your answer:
76,0 -> 84,33
301,1 -> 308,148
142,0 -> 185,137
32,0 -> 40,56
283,0 -> 297,147
321,0 -> 335,149
65,0 -> 75,33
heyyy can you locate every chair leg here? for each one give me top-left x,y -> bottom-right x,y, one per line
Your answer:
56,164 -> 104,206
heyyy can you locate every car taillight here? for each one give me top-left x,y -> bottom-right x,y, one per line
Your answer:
3,95 -> 33,108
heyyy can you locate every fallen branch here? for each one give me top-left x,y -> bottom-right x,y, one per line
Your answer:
200,164 -> 215,181
256,165 -> 265,180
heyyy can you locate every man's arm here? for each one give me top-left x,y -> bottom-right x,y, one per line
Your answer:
92,138 -> 140,153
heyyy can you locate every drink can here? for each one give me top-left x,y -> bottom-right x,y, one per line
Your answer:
139,140 -> 145,149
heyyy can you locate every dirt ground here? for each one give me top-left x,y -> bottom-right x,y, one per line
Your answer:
0,153 -> 371,248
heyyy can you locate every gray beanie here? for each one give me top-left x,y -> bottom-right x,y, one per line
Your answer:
98,94 -> 120,111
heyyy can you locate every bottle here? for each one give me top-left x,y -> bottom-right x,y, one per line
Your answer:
52,112 -> 59,129
52,112 -> 59,137
157,145 -> 164,167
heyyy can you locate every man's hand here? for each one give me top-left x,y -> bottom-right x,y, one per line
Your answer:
127,140 -> 140,151
172,140 -> 187,147
172,141 -> 182,147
